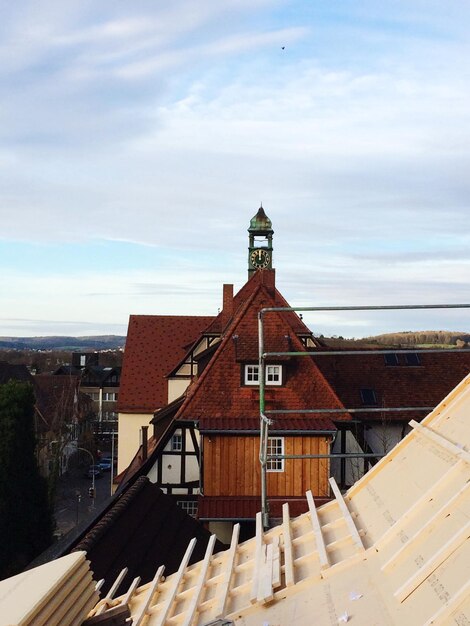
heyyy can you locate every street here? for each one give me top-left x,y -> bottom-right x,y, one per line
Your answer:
53,463 -> 114,538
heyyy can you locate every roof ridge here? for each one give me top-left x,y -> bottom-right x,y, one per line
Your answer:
73,476 -> 150,553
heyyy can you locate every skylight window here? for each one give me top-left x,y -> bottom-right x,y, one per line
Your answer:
405,352 -> 421,366
384,353 -> 399,366
360,388 -> 378,405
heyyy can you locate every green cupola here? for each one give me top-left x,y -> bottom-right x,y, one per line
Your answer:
248,206 -> 274,276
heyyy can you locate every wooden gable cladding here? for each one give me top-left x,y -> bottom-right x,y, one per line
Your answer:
202,435 -> 331,498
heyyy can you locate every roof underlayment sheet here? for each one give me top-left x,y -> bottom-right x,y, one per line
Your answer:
85,372 -> 470,625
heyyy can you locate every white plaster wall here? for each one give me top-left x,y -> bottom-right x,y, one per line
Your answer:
331,430 -> 366,487
208,521 -> 233,544
168,378 -> 191,403
364,423 -> 403,455
162,453 -> 182,483
117,412 -> 152,474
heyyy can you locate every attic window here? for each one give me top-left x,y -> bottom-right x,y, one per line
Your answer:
360,388 -> 378,405
244,364 -> 283,386
384,353 -> 399,366
405,352 -> 421,366
266,365 -> 282,385
245,365 -> 259,385
171,433 -> 182,451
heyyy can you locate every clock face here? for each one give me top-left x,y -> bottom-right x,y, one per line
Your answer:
250,248 -> 270,269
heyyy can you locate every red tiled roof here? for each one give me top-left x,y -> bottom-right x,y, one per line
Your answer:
314,351 -> 470,421
177,272 -> 347,429
197,495 -> 330,520
71,477 -> 223,596
118,315 -> 214,413
199,417 -> 336,432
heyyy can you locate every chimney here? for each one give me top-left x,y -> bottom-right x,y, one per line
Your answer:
221,284 -> 234,327
261,269 -> 276,295
141,425 -> 149,461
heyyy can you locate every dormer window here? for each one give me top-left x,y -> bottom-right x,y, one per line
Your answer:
266,365 -> 282,385
244,364 -> 283,386
245,365 -> 259,385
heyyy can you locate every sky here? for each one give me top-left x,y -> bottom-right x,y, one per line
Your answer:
1,0 -> 469,338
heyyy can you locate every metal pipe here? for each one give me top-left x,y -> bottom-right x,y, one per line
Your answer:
258,310 -> 270,528
269,453 -> 385,459
263,348 -> 470,357
260,304 -> 470,314
258,301 -> 470,528
266,406 -> 434,414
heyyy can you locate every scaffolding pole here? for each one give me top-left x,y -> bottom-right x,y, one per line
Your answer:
258,302 -> 470,528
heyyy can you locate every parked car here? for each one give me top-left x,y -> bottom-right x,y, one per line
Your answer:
85,465 -> 102,479
98,458 -> 112,471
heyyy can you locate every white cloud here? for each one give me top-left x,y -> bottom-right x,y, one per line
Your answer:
0,1 -> 470,335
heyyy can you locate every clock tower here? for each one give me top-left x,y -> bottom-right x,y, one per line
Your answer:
248,206 -> 274,277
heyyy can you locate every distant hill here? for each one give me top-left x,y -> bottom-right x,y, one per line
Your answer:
362,330 -> 470,347
0,335 -> 126,351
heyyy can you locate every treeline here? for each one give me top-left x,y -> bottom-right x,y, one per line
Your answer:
0,335 -> 126,350
363,331 -> 470,347
0,349 -> 123,373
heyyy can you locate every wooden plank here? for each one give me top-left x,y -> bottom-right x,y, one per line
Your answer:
293,438 -> 303,495
272,534 -> 281,589
282,503 -> 295,586
214,437 -> 221,495
153,538 -> 197,626
394,520 -> 470,603
250,512 -> 264,604
94,568 -> 128,616
122,577 -> 141,606
423,578 -> 470,626
182,534 -> 217,626
285,438 -> 294,495
214,523 -> 240,618
410,420 -> 470,463
375,459 -> 465,550
306,490 -> 330,570
328,477 -> 364,553
257,543 -> 274,604
133,565 -> 165,626
82,604 -> 131,625
382,479 -> 470,572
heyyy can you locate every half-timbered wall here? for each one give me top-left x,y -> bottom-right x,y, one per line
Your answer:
203,435 -> 331,498
167,336 -> 221,403
146,426 -> 200,495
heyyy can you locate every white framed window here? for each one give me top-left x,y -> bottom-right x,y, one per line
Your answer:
245,365 -> 260,385
244,364 -> 283,386
171,433 -> 182,451
266,365 -> 282,385
267,437 -> 284,472
103,392 -> 118,402
178,500 -> 198,517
